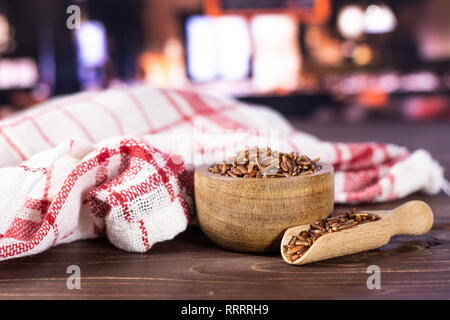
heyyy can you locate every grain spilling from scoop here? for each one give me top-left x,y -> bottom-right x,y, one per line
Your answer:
284,209 -> 381,262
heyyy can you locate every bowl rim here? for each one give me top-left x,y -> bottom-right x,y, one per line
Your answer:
195,161 -> 333,181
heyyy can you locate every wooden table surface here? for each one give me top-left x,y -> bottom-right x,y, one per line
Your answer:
0,121 -> 449,299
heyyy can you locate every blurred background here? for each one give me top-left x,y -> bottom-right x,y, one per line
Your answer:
0,0 -> 448,122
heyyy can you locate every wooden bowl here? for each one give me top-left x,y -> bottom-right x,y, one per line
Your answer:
194,162 -> 334,252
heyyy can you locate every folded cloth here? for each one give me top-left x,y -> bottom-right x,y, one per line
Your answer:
0,85 -> 444,260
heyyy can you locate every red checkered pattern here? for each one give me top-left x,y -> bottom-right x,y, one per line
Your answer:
0,85 -> 444,261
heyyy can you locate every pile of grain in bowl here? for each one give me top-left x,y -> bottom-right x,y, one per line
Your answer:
284,209 -> 381,262
208,147 -> 321,178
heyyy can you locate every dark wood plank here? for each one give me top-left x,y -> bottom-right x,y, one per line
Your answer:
0,121 -> 449,299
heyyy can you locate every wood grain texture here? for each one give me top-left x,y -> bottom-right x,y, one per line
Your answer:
194,163 -> 334,252
281,201 -> 434,265
0,121 -> 448,299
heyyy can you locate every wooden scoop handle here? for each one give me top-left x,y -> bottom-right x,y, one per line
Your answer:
387,200 -> 433,236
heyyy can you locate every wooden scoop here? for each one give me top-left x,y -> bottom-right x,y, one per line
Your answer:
281,201 -> 433,265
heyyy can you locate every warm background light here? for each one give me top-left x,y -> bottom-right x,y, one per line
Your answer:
337,5 -> 365,39
364,4 -> 397,34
